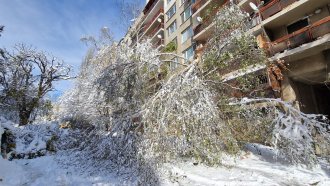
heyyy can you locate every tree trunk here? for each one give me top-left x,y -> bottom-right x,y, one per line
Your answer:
19,109 -> 32,126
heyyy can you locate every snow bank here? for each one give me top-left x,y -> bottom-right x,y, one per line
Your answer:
162,144 -> 330,186
0,156 -> 27,186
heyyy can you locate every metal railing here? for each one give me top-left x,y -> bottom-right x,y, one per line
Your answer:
268,16 -> 330,55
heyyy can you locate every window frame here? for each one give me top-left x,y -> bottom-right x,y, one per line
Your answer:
167,20 -> 177,36
166,3 -> 176,20
181,26 -> 193,43
183,45 -> 195,62
181,5 -> 192,24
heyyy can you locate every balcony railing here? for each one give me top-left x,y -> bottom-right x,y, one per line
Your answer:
268,16 -> 330,56
153,39 -> 164,49
259,0 -> 297,20
144,8 -> 164,32
194,18 -> 213,36
148,23 -> 164,38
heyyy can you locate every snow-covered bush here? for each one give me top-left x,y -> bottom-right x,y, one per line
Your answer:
231,98 -> 330,167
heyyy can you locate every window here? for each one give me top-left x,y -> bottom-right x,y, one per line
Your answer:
183,46 -> 195,61
167,0 -> 174,5
167,21 -> 177,36
263,0 -> 272,6
166,4 -> 176,20
181,6 -> 192,23
181,26 -> 193,43
181,0 -> 196,6
170,57 -> 179,70
287,18 -> 309,34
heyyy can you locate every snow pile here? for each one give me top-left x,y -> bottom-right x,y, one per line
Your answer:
230,98 -> 330,166
0,119 -> 26,185
162,150 -> 330,186
0,158 -> 27,186
14,122 -> 59,156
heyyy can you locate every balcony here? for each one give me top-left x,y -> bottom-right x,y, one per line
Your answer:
192,0 -> 229,15
143,8 -> 164,33
193,18 -> 213,36
154,39 -> 164,50
143,0 -> 159,15
193,0 -> 229,41
259,0 -> 297,20
148,23 -> 164,38
268,16 -> 330,56
142,0 -> 164,28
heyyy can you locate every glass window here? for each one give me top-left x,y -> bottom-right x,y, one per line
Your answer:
170,57 -> 179,70
167,0 -> 174,5
287,18 -> 309,34
181,6 -> 192,23
166,4 -> 176,20
181,26 -> 193,43
167,21 -> 177,36
183,46 -> 195,61
181,0 -> 196,6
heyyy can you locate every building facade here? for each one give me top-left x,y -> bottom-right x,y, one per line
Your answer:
239,0 -> 330,116
127,0 -> 330,117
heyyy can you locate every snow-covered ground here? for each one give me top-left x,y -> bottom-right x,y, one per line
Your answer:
163,155 -> 330,186
1,118 -> 329,185
1,151 -> 329,186
0,156 -> 120,186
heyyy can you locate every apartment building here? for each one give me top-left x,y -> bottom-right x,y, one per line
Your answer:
123,0 -> 165,50
163,0 -> 228,64
236,0 -> 330,116
126,0 -> 330,117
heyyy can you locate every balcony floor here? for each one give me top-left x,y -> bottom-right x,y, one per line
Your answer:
270,33 -> 330,62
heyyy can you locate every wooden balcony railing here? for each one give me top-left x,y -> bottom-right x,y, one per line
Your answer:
148,23 -> 164,38
268,16 -> 330,56
259,0 -> 297,20
144,8 -> 164,33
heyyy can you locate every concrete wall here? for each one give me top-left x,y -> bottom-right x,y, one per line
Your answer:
281,50 -> 330,115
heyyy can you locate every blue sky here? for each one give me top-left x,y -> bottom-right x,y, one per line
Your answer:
0,0 -> 143,98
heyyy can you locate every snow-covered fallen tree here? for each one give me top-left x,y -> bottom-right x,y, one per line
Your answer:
54,2 -> 330,184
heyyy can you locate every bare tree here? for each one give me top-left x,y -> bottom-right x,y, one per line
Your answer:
0,44 -> 72,125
